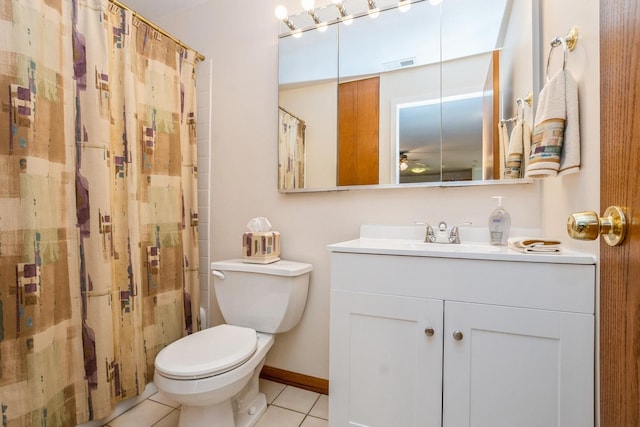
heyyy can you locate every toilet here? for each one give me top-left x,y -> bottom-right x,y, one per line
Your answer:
153,259 -> 312,427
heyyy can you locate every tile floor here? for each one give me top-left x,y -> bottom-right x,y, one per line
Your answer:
98,379 -> 328,427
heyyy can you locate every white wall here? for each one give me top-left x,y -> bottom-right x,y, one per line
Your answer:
152,0 -> 599,380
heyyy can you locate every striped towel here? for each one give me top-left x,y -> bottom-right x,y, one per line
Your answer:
504,119 -> 532,179
525,70 -> 580,178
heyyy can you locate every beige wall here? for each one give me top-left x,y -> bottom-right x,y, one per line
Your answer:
538,2 -> 600,252
153,0 -> 600,380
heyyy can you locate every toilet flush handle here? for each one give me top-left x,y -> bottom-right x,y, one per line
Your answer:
212,270 -> 226,280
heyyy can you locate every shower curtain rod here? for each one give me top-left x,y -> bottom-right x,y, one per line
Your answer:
109,0 -> 205,62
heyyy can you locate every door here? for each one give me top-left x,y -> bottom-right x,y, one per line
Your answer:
329,290 -> 443,427
599,1 -> 640,425
442,302 -> 594,427
337,77 -> 380,186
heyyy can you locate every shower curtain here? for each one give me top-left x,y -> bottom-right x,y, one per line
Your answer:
278,108 -> 306,190
0,0 -> 200,424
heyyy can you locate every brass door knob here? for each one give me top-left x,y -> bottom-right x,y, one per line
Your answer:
567,206 -> 627,246
453,330 -> 464,341
424,327 -> 435,337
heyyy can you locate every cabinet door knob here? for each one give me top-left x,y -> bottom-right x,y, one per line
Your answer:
453,330 -> 464,341
424,327 -> 435,337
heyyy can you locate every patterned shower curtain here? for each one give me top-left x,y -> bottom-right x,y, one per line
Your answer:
278,108 -> 306,190
0,0 -> 200,424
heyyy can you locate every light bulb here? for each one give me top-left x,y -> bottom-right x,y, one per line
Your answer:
368,8 -> 380,18
317,22 -> 328,32
301,0 -> 315,11
274,5 -> 288,20
342,15 -> 354,25
292,29 -> 303,38
428,0 -> 442,4
398,0 -> 411,12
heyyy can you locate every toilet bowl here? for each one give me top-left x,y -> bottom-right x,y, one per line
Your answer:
153,259 -> 312,427
154,325 -> 274,427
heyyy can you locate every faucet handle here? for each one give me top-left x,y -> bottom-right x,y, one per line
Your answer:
449,222 -> 472,244
415,221 -> 436,243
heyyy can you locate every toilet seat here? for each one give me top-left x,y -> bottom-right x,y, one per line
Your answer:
155,324 -> 257,380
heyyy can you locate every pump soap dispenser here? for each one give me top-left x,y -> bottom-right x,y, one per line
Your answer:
488,196 -> 511,245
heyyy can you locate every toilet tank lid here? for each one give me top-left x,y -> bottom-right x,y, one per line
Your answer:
211,259 -> 313,276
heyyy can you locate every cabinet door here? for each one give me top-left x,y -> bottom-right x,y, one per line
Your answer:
442,301 -> 594,427
329,290 -> 443,427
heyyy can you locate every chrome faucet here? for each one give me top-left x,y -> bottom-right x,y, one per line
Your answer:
448,222 -> 472,244
415,221 -> 436,243
416,220 -> 472,244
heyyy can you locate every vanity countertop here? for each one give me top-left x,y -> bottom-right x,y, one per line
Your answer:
327,225 -> 596,265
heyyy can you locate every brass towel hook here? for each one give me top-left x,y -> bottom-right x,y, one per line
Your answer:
546,27 -> 579,81
565,27 -> 579,51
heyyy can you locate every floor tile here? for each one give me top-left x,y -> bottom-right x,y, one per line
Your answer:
272,386 -> 320,414
301,416 -> 329,427
149,391 -> 181,408
259,379 -> 286,404
151,409 -> 181,427
309,394 -> 328,420
254,405 -> 305,427
106,400 -> 174,427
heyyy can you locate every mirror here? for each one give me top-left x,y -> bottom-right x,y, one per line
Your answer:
278,0 -> 539,191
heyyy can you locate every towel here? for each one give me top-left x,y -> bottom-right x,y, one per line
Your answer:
525,70 -> 580,178
504,119 -> 532,179
507,237 -> 562,254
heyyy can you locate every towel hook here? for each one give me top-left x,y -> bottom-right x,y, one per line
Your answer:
514,92 -> 532,121
501,93 -> 532,124
545,27 -> 579,82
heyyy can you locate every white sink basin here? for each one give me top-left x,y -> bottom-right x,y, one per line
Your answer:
327,224 -> 596,264
330,238 -> 505,256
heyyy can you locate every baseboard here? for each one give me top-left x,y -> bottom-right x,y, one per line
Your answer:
260,365 -> 329,395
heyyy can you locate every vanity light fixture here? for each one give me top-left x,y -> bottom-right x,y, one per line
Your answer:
332,0 -> 354,25
398,0 -> 412,12
274,5 -> 298,33
302,0 -> 328,32
367,0 -> 380,18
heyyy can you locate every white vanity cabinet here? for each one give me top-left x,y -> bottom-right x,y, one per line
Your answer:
331,291 -> 445,427
328,247 -> 595,427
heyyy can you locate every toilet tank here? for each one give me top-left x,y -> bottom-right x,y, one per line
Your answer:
211,259 -> 312,333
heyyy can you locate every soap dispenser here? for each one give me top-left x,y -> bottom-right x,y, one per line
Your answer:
488,196 -> 511,245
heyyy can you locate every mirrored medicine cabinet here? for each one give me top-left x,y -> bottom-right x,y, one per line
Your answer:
278,0 -> 540,192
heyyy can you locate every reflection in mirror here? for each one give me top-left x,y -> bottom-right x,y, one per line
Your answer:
441,0 -> 538,181
279,24 -> 338,189
277,0 -> 539,192
339,1 -> 440,186
396,93 -> 483,183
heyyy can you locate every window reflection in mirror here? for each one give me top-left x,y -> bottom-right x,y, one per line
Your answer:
396,93 -> 484,184
277,0 -> 539,192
